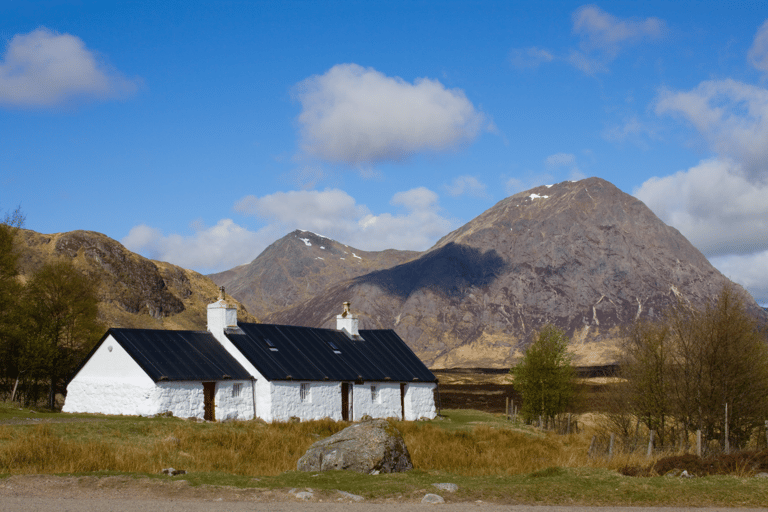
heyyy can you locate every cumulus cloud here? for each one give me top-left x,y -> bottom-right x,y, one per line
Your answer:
710,251 -> 768,305
122,219 -> 267,274
748,19 -> 768,74
635,158 -> 768,257
635,158 -> 768,305
509,47 -> 554,69
444,175 -> 488,198
236,187 -> 455,252
656,79 -> 768,183
294,63 -> 486,166
0,27 -> 140,107
569,5 -> 666,74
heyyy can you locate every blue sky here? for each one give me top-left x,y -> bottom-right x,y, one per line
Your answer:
2,1 -> 768,305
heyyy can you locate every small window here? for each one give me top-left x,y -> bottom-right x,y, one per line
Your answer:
264,338 -> 278,351
232,383 -> 242,398
300,383 -> 311,402
327,340 -> 341,354
371,385 -> 380,403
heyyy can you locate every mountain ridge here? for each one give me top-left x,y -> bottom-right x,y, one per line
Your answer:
257,178 -> 764,368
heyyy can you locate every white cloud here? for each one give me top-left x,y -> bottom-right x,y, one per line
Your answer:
656,78 -> 768,183
237,187 -> 455,252
294,63 -> 486,166
569,5 -> 666,74
710,251 -> 768,305
445,175 -> 488,198
122,219 -> 267,274
748,19 -> 768,74
635,158 -> 768,262
0,27 -> 140,107
509,47 -> 554,69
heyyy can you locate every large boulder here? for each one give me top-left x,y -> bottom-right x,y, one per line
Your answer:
297,419 -> 413,473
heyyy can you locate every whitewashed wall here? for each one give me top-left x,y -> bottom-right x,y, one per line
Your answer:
214,380 -> 254,421
152,381 -> 204,418
63,335 -> 156,415
351,382 -> 401,421
269,381 -> 341,422
404,382 -> 437,420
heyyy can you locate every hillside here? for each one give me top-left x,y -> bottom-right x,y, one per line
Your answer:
262,178 -> 765,368
209,230 -> 419,319
16,229 -> 255,331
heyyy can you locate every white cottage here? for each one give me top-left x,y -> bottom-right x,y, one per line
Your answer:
63,293 -> 438,422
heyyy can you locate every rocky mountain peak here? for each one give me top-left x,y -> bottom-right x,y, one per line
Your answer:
264,178 -> 762,368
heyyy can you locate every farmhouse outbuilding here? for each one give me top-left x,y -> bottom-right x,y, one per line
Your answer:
63,292 -> 438,422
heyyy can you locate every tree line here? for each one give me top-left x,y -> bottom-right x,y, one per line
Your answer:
0,209 -> 103,409
512,284 -> 768,453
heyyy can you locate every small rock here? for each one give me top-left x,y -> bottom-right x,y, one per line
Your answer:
160,468 -> 186,476
289,488 -> 314,500
680,470 -> 695,478
337,490 -> 364,502
432,483 -> 458,492
422,493 -> 445,504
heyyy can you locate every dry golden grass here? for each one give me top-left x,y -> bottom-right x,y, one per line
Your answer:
0,419 -> 348,476
0,411 -> 698,478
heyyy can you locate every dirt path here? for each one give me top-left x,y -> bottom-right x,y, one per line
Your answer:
0,475 -> 763,512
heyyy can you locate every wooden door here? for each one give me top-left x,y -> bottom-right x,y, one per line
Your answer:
341,382 -> 349,421
203,382 -> 216,421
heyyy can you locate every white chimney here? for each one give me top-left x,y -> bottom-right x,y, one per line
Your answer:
336,301 -> 359,337
207,286 -> 238,337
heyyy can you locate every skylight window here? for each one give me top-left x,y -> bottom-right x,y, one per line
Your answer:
264,338 -> 278,351
327,340 -> 341,354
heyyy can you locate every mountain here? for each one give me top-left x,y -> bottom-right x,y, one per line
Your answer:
209,230 -> 420,319
16,229 -> 255,330
261,178 -> 765,368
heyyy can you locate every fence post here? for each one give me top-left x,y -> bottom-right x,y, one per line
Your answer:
724,403 -> 730,454
588,435 -> 597,458
506,397 -> 510,420
609,433 -> 615,460
647,430 -> 655,459
765,421 -> 768,449
567,413 -> 571,435
696,430 -> 702,457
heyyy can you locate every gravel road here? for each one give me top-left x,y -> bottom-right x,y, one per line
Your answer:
0,475 -> 763,512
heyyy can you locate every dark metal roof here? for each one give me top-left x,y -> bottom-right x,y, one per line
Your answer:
106,328 -> 251,382
226,323 -> 436,383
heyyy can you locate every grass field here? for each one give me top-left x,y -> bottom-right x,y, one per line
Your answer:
1,373 -> 767,506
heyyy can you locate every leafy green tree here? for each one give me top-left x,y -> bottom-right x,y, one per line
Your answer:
511,324 -> 575,424
0,207 -> 25,396
22,260 -> 103,408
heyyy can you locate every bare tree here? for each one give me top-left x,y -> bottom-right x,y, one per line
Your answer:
619,284 -> 768,451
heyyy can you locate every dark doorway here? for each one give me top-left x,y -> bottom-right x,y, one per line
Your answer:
400,383 -> 406,420
341,382 -> 350,421
203,382 -> 216,421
